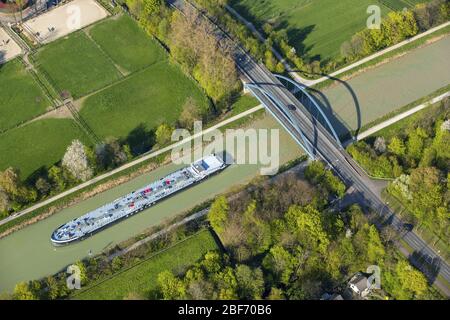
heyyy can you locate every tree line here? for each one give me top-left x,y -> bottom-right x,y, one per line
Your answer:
348,98 -> 449,241
154,162 -> 433,300
125,0 -> 241,110
191,0 -> 449,77
341,0 -> 449,62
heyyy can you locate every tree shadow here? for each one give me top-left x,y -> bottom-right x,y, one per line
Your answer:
124,124 -> 155,157
229,1 -> 318,60
26,165 -> 49,186
0,50 -> 5,67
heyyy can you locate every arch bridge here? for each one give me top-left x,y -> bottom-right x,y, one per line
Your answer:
244,74 -> 342,160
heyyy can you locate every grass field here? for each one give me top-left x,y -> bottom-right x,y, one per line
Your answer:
231,0 -> 429,61
0,119 -> 90,178
74,230 -> 219,300
0,59 -> 51,132
79,61 -> 210,139
88,14 -> 166,73
33,31 -> 122,99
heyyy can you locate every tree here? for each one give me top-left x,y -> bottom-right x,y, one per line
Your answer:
407,128 -> 427,160
285,205 -> 329,254
157,270 -> 186,299
208,196 -> 229,234
143,0 -> 162,16
384,260 -> 428,299
45,276 -> 59,300
324,170 -> 346,198
111,256 -> 123,272
0,167 -> 22,197
201,251 -> 223,274
155,123 -> 173,146
235,265 -> 265,299
35,177 -> 51,196
214,267 -> 238,300
95,138 -> 128,170
374,137 -> 386,154
262,245 -> 297,286
62,140 -> 93,182
48,165 -> 66,191
169,6 -> 240,108
388,136 -> 406,156
179,97 -> 203,130
13,282 -> 36,300
74,260 -> 88,286
408,167 -> 443,224
0,189 -> 11,215
267,287 -> 284,300
366,225 -> 385,263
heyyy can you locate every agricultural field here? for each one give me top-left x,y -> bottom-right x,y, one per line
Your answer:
74,230 -> 219,300
88,14 -> 166,73
0,13 -> 211,181
0,59 -> 51,132
230,0 -> 429,61
79,61 -> 210,140
32,31 -> 122,99
0,119 -> 90,178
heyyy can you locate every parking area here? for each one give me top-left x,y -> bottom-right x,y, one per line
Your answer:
23,0 -> 109,44
0,26 -> 22,64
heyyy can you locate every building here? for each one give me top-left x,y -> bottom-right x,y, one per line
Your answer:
347,272 -> 371,298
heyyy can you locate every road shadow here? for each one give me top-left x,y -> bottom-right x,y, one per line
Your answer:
410,250 -> 441,285
0,50 -> 5,67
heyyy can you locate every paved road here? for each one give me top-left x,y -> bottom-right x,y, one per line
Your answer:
239,51 -> 450,296
175,0 -> 450,295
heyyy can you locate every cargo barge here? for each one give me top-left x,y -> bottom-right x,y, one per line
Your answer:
50,155 -> 226,245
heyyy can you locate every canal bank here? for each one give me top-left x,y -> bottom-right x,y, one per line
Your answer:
0,115 -> 302,293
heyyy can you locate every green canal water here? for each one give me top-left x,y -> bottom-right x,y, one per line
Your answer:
0,115 -> 302,293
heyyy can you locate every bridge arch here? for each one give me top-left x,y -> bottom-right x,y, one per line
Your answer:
274,74 -> 343,148
244,83 -> 316,159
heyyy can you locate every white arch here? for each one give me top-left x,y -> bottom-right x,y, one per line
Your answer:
274,74 -> 343,148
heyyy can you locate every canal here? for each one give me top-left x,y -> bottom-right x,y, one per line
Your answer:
0,115 -> 302,292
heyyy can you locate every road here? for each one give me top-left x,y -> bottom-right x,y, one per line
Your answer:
238,51 -> 450,296
174,0 -> 450,295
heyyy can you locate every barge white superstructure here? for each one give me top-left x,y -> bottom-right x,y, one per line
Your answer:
50,155 -> 226,245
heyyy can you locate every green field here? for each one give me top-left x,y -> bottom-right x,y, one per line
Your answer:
88,14 -> 166,73
231,0 -> 425,61
0,119 -> 90,178
33,31 -> 122,99
79,61 -> 210,139
0,59 -> 51,132
74,230 -> 219,300
0,13 -> 211,181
